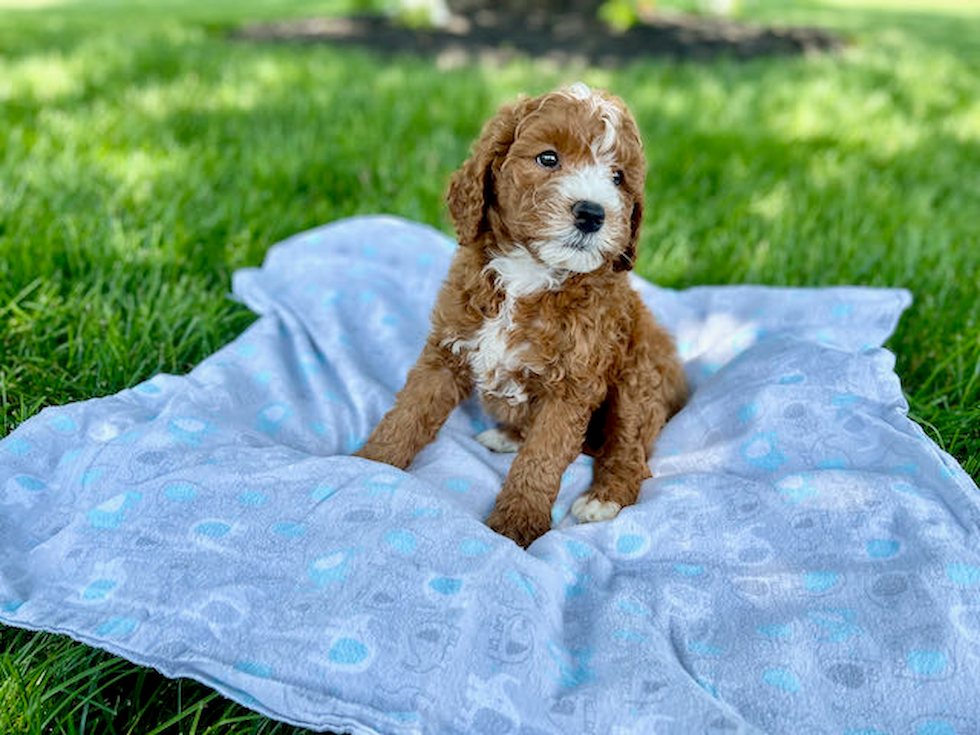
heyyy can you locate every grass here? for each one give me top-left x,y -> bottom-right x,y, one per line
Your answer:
0,0 -> 978,731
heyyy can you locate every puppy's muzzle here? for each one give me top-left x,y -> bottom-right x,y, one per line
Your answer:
572,200 -> 605,234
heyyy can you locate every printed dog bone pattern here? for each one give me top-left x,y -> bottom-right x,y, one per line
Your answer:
2,215 -> 979,734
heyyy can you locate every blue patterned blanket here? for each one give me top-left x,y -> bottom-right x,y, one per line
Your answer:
2,216 -> 979,734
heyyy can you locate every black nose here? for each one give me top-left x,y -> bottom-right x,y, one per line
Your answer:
572,200 -> 605,233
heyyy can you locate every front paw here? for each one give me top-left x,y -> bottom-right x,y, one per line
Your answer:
354,440 -> 409,469
571,493 -> 623,523
486,503 -> 550,548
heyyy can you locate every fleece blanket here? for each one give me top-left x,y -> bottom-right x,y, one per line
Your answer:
2,215 -> 979,735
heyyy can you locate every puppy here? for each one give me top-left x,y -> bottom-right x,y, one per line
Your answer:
356,83 -> 686,547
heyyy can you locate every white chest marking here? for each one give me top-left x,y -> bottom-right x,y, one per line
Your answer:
445,250 -> 565,405
463,296 -> 528,404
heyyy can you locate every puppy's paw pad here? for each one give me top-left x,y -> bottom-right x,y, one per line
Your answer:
476,428 -> 521,453
571,496 -> 622,523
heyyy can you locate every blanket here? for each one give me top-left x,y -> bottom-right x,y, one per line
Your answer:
2,215 -> 979,735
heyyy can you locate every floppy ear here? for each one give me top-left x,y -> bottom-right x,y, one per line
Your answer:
447,99 -> 527,246
615,198 -> 643,272
611,98 -> 646,273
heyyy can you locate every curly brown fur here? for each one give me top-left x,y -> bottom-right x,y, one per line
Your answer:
356,84 -> 687,547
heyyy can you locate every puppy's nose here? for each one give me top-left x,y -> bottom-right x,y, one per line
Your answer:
572,200 -> 605,233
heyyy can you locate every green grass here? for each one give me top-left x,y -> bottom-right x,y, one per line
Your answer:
1,0 -> 978,731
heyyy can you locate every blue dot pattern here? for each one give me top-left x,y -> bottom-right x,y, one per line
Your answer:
1,216 -> 979,734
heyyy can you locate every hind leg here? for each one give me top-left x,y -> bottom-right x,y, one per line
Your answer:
572,388 -> 655,523
573,332 -> 686,524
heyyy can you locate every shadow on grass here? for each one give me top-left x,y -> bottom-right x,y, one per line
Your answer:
232,10 -> 844,68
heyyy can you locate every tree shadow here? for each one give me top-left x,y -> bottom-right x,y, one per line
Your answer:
232,11 -> 844,68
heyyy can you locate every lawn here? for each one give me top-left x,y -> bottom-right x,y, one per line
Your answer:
1,0 -> 978,732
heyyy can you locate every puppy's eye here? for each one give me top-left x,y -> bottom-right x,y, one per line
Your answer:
612,170 -> 625,186
535,150 -> 560,168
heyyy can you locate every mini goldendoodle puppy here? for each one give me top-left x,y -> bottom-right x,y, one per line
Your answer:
356,83 -> 687,547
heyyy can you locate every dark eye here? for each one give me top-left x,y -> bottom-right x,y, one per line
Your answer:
535,150 -> 559,168
612,170 -> 624,186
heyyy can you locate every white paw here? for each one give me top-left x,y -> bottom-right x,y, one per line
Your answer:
571,495 -> 622,523
476,428 -> 522,453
